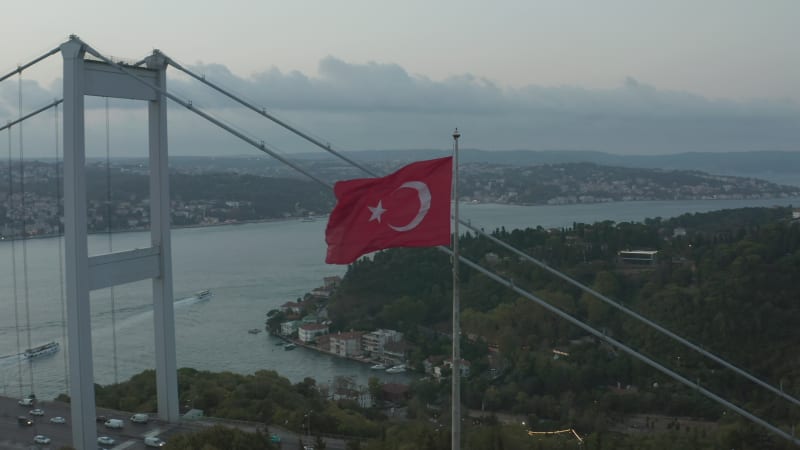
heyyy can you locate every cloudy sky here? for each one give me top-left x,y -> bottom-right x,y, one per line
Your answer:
1,0 -> 798,158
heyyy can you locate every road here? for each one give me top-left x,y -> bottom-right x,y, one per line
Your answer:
0,395 -> 349,449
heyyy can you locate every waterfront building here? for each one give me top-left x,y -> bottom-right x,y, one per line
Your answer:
280,320 -> 300,336
302,314 -> 320,324
280,301 -> 303,315
362,329 -> 403,355
299,323 -> 329,343
383,340 -> 410,365
330,331 -> 363,357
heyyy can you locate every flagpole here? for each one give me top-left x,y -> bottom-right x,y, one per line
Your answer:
451,128 -> 461,450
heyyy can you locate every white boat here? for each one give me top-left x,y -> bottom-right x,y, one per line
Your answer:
300,216 -> 314,222
284,343 -> 296,351
24,342 -> 59,359
370,363 -> 387,370
195,289 -> 212,300
386,364 -> 406,374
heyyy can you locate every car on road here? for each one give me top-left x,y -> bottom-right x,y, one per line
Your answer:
131,413 -> 150,423
33,435 -> 51,444
17,416 -> 33,426
18,397 -> 35,406
49,416 -> 66,424
104,418 -> 124,429
270,434 -> 282,443
144,436 -> 166,447
98,436 -> 115,446
29,408 -> 45,416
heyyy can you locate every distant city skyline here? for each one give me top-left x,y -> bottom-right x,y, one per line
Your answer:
1,1 -> 798,157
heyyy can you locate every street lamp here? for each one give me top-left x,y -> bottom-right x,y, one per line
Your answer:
304,410 -> 313,437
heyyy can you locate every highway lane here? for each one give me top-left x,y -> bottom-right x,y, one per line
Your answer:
1,395 -> 349,449
0,395 -> 171,449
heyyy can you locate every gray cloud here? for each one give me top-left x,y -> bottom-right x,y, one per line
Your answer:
1,56 -> 798,156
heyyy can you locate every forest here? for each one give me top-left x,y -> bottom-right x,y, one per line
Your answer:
71,206 -> 800,449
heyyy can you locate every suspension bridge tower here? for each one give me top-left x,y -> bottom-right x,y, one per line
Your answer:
61,36 -> 179,449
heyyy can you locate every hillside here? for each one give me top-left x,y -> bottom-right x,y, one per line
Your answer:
328,206 -> 800,447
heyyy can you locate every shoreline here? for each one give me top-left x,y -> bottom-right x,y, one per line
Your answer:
270,333 -> 402,373
3,195 -> 798,243
0,214 -> 331,243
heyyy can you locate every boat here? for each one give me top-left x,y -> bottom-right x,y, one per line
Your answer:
386,364 -> 406,374
24,342 -> 59,359
248,328 -> 262,334
195,289 -> 212,300
284,343 -> 296,351
370,363 -> 387,370
300,216 -> 314,222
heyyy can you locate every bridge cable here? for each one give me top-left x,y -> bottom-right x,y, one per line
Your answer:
7,121 -> 24,397
104,97 -> 120,384
75,38 -> 800,445
165,54 -> 800,410
0,100 -> 64,135
165,56 -> 369,178
77,41 -> 331,190
0,46 -> 60,84
439,244 -> 800,446
54,102 -> 69,392
18,72 -> 36,396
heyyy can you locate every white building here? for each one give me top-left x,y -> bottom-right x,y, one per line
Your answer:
280,320 -> 300,336
299,323 -> 329,343
362,329 -> 403,355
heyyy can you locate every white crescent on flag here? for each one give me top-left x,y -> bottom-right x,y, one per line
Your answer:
389,181 -> 432,232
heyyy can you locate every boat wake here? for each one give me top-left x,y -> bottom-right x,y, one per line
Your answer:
0,353 -> 23,364
0,295 -> 204,367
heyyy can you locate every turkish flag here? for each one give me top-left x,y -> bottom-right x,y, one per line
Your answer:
325,156 -> 453,264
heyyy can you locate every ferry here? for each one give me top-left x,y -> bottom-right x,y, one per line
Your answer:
24,342 -> 59,359
195,289 -> 212,300
386,364 -> 406,374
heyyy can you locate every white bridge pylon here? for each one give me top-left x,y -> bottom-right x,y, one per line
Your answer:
61,36 -> 178,449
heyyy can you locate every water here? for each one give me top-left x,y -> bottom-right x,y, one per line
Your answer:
0,196 -> 798,400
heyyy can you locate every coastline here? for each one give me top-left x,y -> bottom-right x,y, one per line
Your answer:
270,333 -> 392,370
3,194 -> 798,243
0,214 -> 331,243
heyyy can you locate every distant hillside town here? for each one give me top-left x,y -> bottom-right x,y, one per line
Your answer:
1,158 -> 798,239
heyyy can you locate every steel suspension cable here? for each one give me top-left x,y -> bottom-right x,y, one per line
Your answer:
0,100 -> 64,134
54,102 -> 69,392
75,40 -> 331,189
104,98 -> 119,384
167,55 -> 800,409
442,245 -> 800,446
164,56 -> 371,177
459,220 -> 800,409
7,123 -> 24,396
18,73 -> 35,396
0,46 -> 60,84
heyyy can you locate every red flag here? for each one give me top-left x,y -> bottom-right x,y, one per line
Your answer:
325,156 -> 453,264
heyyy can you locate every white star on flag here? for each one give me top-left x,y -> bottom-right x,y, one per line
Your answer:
368,200 -> 387,222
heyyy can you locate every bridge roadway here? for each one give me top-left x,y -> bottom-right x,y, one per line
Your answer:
0,395 -> 347,449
